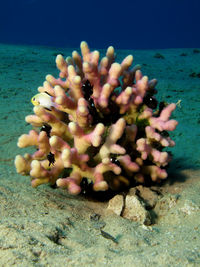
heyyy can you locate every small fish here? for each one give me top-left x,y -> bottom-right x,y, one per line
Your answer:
31,92 -> 55,110
100,229 -> 118,244
47,152 -> 55,166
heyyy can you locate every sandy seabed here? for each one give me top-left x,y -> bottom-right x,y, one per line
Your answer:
0,43 -> 200,266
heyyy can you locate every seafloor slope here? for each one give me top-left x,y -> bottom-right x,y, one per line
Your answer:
0,44 -> 199,266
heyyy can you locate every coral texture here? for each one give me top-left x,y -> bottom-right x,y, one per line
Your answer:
15,41 -> 178,194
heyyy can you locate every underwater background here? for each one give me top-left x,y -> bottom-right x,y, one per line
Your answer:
0,0 -> 200,266
0,0 -> 200,49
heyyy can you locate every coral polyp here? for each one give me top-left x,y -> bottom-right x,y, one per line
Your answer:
15,41 -> 178,194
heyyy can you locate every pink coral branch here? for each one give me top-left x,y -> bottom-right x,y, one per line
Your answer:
149,103 -> 178,131
17,130 -> 39,148
38,81 -> 56,96
57,172 -> 82,195
118,155 -> 140,172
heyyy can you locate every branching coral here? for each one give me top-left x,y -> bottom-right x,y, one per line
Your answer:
15,41 -> 178,194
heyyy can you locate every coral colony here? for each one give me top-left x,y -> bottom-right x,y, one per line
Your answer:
15,41 -> 178,195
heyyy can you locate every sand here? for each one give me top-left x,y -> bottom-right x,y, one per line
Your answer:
0,43 -> 200,266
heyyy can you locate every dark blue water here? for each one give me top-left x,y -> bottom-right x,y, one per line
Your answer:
1,0 -> 199,49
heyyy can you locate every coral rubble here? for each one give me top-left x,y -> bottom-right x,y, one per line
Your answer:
15,41 -> 178,194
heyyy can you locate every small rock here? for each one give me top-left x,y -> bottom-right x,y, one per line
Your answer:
136,185 -> 159,208
154,194 -> 179,217
189,72 -> 197,78
180,200 -> 199,215
153,53 -> 165,59
193,48 -> 200,53
122,191 -> 151,225
107,194 -> 124,216
180,53 -> 187,56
